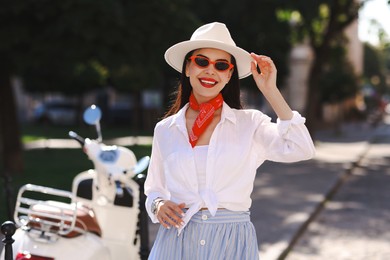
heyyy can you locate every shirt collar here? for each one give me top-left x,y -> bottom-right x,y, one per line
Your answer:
168,103 -> 188,129
220,102 -> 237,124
168,101 -> 237,129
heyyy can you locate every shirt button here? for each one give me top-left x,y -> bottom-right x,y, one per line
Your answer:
200,240 -> 206,246
201,214 -> 208,220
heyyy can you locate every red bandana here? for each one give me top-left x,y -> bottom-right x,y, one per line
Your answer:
188,92 -> 224,147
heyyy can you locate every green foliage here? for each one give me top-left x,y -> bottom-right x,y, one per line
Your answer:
0,0 -> 198,94
320,50 -> 359,103
385,45 -> 390,78
363,43 -> 388,95
276,0 -> 360,49
319,32 -> 359,103
364,44 -> 384,79
272,0 -> 363,135
0,1 -> 295,94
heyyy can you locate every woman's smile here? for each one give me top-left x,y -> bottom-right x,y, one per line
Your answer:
199,77 -> 218,88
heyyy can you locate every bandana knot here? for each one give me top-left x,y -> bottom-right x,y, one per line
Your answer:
189,92 -> 223,147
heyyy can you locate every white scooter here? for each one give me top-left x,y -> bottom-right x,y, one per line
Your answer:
1,105 -> 150,260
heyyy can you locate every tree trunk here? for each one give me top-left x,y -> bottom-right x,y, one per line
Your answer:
304,0 -> 360,139
305,42 -> 332,139
0,60 -> 23,174
305,56 -> 322,138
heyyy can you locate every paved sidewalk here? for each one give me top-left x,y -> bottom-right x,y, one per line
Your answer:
2,116 -> 389,259
286,130 -> 390,260
253,119 -> 390,259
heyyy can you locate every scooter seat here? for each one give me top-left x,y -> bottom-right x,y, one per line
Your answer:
28,201 -> 102,238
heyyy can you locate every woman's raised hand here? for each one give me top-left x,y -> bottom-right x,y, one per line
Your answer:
250,52 -> 293,120
250,53 -> 277,93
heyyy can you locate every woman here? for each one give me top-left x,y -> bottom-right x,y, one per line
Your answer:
145,22 -> 315,260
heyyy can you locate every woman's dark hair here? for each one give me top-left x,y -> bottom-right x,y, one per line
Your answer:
164,50 -> 242,118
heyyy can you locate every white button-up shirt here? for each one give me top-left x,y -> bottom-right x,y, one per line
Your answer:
145,102 -> 315,234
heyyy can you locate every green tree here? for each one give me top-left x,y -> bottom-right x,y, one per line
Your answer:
278,0 -> 362,136
320,36 -> 359,104
0,0 -> 197,176
363,43 -> 388,96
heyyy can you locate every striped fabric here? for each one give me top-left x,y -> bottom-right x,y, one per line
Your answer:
149,209 -> 260,260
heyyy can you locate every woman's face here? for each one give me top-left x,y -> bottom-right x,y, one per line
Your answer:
185,48 -> 234,103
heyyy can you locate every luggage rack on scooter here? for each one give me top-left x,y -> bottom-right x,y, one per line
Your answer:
14,184 -> 78,239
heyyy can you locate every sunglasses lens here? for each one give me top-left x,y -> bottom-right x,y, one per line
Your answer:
215,62 -> 230,71
194,57 -> 209,67
190,56 -> 232,71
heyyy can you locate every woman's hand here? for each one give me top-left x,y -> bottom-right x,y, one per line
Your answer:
250,52 -> 293,120
250,53 -> 277,93
156,200 -> 186,229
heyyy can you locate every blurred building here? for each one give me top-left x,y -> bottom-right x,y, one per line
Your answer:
345,19 -> 364,76
284,41 -> 313,113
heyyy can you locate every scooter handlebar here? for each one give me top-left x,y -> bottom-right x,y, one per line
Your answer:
68,131 -> 85,146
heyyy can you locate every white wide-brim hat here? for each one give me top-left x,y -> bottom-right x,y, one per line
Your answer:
165,22 -> 253,79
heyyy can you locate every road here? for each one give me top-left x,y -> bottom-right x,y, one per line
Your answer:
286,123 -> 390,260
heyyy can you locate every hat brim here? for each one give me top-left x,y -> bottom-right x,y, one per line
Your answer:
164,40 -> 253,79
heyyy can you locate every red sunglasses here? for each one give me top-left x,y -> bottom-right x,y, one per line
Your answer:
188,55 -> 234,71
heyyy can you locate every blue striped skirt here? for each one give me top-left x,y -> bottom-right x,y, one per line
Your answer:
148,209 -> 259,260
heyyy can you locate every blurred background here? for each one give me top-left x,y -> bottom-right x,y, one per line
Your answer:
1,0 -> 389,259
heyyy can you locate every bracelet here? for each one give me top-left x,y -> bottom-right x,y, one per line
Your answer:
151,197 -> 164,215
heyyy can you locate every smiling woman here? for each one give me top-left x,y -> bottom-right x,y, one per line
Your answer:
185,48 -> 234,102
144,22 -> 315,260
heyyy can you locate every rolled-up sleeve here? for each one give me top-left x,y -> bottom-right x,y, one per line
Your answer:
255,111 -> 315,163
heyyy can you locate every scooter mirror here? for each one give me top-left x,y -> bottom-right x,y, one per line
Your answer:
83,105 -> 102,125
133,156 -> 150,175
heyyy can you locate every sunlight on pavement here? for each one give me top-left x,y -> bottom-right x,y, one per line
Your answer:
314,142 -> 368,163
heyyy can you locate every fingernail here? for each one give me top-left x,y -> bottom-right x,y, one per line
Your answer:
175,225 -> 179,229
167,226 -> 170,229
181,213 -> 185,217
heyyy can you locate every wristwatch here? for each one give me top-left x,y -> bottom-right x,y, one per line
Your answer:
151,198 -> 164,215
